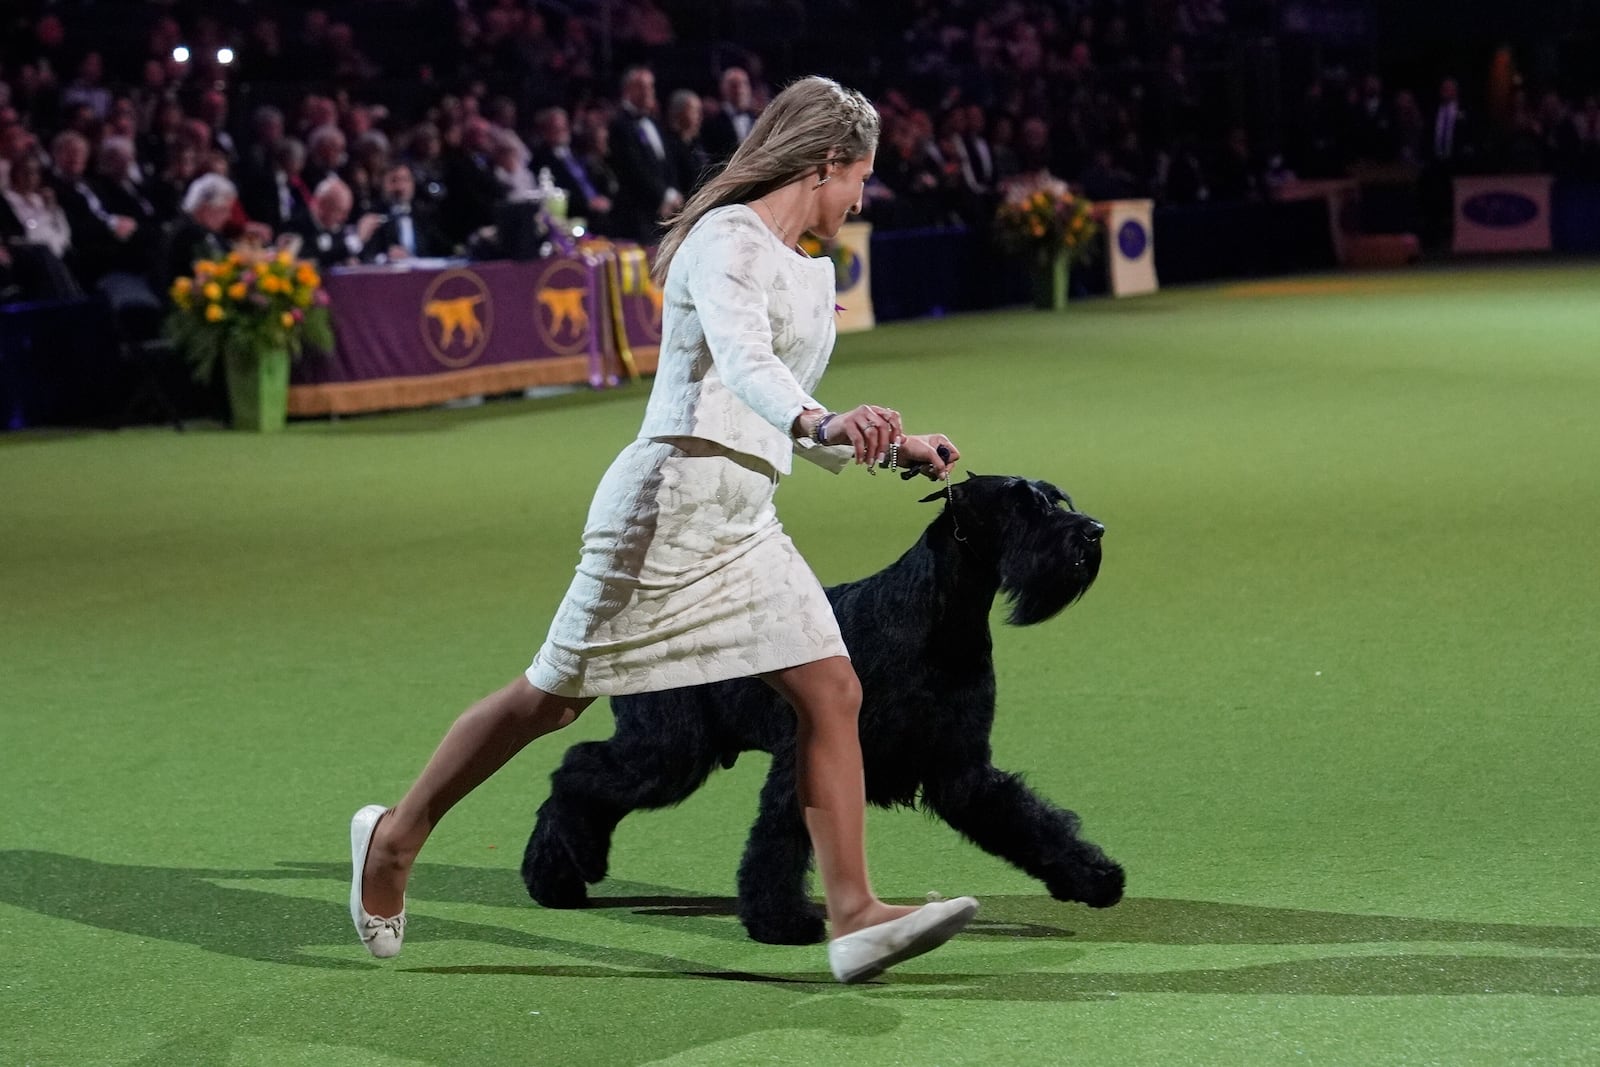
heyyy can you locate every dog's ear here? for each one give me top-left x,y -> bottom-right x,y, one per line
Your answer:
918,488 -> 945,503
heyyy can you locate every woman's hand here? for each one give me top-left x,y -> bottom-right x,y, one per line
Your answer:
898,433 -> 961,479
824,403 -> 905,466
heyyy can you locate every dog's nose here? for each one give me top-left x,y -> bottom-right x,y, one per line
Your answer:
1082,519 -> 1105,541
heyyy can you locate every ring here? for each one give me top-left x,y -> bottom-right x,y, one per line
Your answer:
865,421 -> 877,429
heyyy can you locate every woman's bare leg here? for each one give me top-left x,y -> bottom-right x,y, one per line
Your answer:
764,657 -> 919,938
361,676 -> 593,917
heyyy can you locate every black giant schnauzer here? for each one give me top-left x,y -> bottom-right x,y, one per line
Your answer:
523,474 -> 1125,945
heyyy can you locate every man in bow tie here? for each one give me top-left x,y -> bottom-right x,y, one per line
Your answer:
288,176 -> 376,269
361,161 -> 448,262
701,66 -> 758,165
608,66 -> 682,244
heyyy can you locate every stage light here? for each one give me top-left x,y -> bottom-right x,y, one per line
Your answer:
217,48 -> 235,65
172,46 -> 190,63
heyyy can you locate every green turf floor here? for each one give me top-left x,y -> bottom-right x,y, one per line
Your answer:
4,261 -> 1598,1065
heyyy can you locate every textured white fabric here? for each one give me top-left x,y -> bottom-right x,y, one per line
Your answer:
527,204 -> 855,697
638,204 -> 852,475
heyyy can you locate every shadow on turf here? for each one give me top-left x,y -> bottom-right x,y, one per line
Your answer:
2,850 -> 1595,997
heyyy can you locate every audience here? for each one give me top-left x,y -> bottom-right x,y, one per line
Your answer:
1,0 -> 1596,307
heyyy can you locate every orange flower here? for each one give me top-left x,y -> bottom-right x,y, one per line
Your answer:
280,312 -> 296,329
202,282 -> 222,302
204,304 -> 225,322
227,282 -> 248,301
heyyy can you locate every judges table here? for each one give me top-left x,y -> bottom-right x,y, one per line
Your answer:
289,249 -> 663,417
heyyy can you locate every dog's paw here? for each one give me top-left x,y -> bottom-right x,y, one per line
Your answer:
522,828 -> 594,909
1048,860 -> 1125,909
523,855 -> 591,908
741,905 -> 827,945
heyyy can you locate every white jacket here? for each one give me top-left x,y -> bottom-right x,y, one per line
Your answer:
637,204 -> 851,475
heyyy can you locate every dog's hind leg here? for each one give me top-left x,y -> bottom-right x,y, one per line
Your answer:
923,765 -> 1125,908
523,720 -> 720,909
735,751 -> 827,944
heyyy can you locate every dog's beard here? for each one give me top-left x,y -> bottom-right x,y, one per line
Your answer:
998,520 -> 1102,626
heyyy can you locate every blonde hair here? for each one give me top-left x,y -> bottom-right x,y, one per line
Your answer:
652,76 -> 879,283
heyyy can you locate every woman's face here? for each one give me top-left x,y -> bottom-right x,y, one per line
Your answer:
809,153 -> 874,238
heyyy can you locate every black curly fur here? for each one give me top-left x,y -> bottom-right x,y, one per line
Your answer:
522,474 -> 1125,944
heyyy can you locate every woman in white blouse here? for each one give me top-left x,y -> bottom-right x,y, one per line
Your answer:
351,77 -> 976,982
3,153 -> 72,259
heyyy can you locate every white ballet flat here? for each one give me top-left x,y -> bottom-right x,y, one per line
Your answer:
827,894 -> 979,984
350,804 -> 406,958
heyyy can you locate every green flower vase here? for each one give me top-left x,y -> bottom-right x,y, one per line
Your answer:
224,347 -> 290,432
1031,249 -> 1070,311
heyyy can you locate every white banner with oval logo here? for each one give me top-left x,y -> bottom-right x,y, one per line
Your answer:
1452,175 -> 1552,253
1106,199 -> 1158,297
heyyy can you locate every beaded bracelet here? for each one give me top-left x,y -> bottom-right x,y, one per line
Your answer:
870,440 -> 900,475
813,412 -> 838,445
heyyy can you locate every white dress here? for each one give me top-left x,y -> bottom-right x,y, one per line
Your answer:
526,205 -> 854,697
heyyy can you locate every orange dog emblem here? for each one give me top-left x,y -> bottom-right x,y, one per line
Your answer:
538,287 -> 589,338
424,295 -> 486,348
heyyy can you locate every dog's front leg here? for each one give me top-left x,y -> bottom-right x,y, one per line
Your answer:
923,764 -> 1125,908
735,750 -> 827,944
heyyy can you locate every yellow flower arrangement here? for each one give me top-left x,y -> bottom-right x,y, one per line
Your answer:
993,176 -> 1101,267
164,247 -> 333,381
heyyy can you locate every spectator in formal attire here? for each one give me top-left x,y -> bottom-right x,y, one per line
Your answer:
3,152 -> 72,260
961,104 -> 999,194
348,130 -> 391,216
492,129 -> 537,199
159,172 -> 234,292
361,161 -> 448,262
441,116 -> 503,243
197,89 -> 239,164
242,106 -> 286,178
531,106 -> 613,226
48,129 -> 139,283
574,117 -> 623,234
700,66 -> 757,164
90,136 -> 159,271
0,150 -> 82,298
403,123 -> 449,207
303,124 -> 348,189
1430,77 -> 1471,169
1422,76 -> 1470,248
608,66 -> 680,243
665,88 -> 711,197
289,175 -> 377,269
239,137 -> 310,235
149,142 -> 200,222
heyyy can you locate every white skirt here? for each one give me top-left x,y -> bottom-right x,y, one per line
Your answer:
526,436 -> 848,697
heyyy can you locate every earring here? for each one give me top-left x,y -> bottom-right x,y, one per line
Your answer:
815,175 -> 830,187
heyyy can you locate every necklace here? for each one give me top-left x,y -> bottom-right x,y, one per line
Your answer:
756,197 -> 802,254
